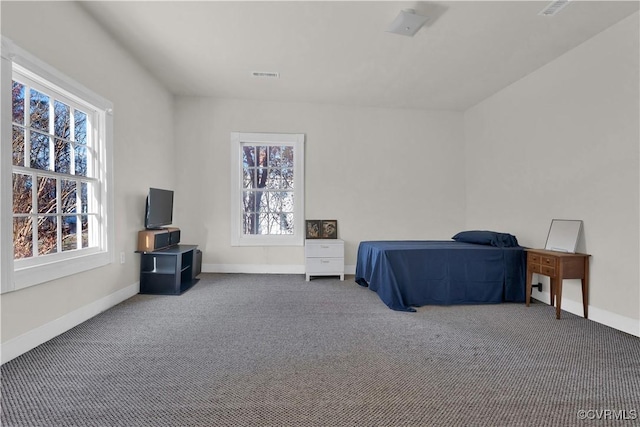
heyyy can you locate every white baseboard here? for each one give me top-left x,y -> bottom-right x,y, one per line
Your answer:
203,264 -> 358,275
204,264 -> 305,274
1,282 -> 139,364
532,292 -> 639,337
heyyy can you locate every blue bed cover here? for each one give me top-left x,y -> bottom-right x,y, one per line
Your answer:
355,241 -> 526,312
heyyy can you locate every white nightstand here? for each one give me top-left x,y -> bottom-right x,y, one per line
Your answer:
305,239 -> 344,281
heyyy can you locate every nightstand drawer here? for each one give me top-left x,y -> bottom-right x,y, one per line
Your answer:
305,242 -> 344,258
306,257 -> 344,273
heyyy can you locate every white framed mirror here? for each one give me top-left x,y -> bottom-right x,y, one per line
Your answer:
545,219 -> 583,253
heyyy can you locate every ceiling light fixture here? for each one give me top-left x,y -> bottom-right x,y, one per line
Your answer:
386,9 -> 428,37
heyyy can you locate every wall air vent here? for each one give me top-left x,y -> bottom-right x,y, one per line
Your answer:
252,71 -> 280,78
539,0 -> 570,16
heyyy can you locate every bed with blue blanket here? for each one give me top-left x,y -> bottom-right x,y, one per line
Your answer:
355,231 -> 526,312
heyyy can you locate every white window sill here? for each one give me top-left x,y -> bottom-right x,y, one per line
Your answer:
12,251 -> 113,291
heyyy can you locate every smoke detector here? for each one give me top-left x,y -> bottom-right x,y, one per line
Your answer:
387,9 -> 429,37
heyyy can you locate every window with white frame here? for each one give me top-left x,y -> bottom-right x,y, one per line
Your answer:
230,132 -> 304,246
1,37 -> 114,292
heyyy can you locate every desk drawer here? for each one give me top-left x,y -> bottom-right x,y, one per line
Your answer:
530,264 -> 542,274
541,266 -> 556,277
541,256 -> 556,266
528,253 -> 540,263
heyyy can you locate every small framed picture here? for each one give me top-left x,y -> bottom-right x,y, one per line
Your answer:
321,220 -> 338,239
305,220 -> 321,239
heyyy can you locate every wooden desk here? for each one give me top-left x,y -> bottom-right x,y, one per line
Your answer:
525,249 -> 590,319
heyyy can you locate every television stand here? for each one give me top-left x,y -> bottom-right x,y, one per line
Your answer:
138,244 -> 199,295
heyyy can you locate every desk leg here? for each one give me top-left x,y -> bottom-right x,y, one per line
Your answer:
526,267 -> 533,307
582,257 -> 589,319
549,278 -> 555,307
554,279 -> 563,319
555,264 -> 564,319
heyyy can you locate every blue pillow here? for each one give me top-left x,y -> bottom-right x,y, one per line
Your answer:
452,230 -> 519,248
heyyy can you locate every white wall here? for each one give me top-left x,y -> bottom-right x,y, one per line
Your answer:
0,2 -> 175,355
174,98 -> 466,271
464,13 -> 639,334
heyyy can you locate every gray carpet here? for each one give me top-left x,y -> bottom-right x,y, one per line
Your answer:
2,273 -> 639,427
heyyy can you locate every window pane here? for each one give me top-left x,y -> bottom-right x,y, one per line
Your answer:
12,125 -> 25,166
37,176 -> 57,214
12,81 -> 25,125
268,146 -> 281,167
13,217 -> 33,259
257,146 -> 268,166
62,215 -> 78,252
74,110 -> 87,144
263,191 -> 294,212
253,147 -> 269,188
282,168 -> 294,189
255,166 -> 267,188
242,212 -> 258,235
38,216 -> 57,255
280,213 -> 294,234
30,131 -> 50,170
55,138 -> 71,174
75,144 -> 87,176
257,214 -> 271,235
81,215 -> 89,248
242,146 -> 255,167
81,182 -> 89,213
265,169 -> 283,190
262,191 -> 278,212
61,180 -> 77,213
242,168 -> 254,189
243,190 -> 256,214
13,173 -> 32,214
281,146 -> 294,168
54,100 -> 71,138
29,89 -> 49,131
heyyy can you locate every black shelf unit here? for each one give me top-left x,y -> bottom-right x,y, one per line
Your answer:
138,244 -> 199,295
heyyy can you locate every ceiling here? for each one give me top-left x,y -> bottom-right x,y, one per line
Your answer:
80,1 -> 639,111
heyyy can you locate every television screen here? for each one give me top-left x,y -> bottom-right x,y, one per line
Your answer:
145,188 -> 174,229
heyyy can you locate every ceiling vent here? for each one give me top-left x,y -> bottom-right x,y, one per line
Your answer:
539,0 -> 570,16
252,71 -> 280,78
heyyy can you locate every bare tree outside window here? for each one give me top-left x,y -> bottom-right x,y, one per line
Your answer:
242,144 -> 295,236
11,77 -> 95,260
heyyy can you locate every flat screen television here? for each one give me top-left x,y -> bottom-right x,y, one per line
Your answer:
145,188 -> 174,229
